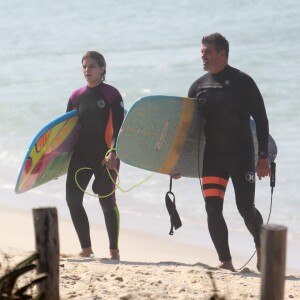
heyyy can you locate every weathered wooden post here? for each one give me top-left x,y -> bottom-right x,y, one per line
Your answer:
260,224 -> 287,300
32,207 -> 60,300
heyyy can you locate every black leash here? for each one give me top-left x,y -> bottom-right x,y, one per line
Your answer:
165,176 -> 182,235
237,160 -> 276,271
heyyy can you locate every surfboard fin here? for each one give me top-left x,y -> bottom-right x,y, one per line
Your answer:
165,177 -> 182,235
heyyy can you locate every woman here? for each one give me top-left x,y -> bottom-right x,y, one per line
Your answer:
66,51 -> 124,260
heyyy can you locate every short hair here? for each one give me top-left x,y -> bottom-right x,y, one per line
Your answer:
202,33 -> 229,58
82,51 -> 106,81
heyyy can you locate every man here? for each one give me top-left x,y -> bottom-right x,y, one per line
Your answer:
188,33 -> 270,271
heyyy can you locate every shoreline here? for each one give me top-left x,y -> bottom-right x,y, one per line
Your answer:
1,202 -> 300,299
1,205 -> 299,276
1,174 -> 300,277
0,205 -> 218,266
2,162 -> 300,275
1,206 -> 300,299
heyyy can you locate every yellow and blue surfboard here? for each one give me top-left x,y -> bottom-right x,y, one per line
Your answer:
15,110 -> 80,193
116,95 -> 277,178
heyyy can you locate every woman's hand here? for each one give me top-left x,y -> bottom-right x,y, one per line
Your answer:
102,152 -> 118,170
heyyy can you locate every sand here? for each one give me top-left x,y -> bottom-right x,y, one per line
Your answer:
1,207 -> 299,299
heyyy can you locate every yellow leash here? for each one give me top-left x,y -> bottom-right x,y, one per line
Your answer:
74,148 -> 154,198
107,167 -> 154,193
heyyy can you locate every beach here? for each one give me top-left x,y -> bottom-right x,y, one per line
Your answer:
1,0 -> 300,299
1,205 -> 299,300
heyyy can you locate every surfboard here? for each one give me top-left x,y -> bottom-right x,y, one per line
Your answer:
116,95 -> 277,178
15,110 -> 80,194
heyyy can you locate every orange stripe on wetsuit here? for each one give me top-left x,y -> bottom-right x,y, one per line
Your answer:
105,110 -> 113,148
202,176 -> 228,199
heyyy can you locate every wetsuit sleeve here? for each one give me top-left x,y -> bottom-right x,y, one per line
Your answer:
188,80 -> 198,98
111,92 -> 124,150
242,75 -> 269,154
66,98 -> 74,112
66,87 -> 84,112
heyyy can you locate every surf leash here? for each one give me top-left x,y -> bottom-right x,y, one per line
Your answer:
75,167 -> 119,198
236,158 -> 276,271
74,148 -> 154,198
165,176 -> 182,235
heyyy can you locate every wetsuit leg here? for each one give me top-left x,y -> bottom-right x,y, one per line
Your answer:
66,151 -> 93,249
230,152 -> 263,248
202,148 -> 231,261
94,164 -> 120,250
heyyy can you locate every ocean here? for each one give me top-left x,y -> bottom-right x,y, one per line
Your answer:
0,0 -> 299,271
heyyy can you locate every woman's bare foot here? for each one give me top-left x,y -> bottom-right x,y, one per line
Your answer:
79,247 -> 94,257
219,260 -> 236,272
110,249 -> 120,260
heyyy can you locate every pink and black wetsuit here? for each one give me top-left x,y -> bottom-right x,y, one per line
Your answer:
66,83 -> 124,250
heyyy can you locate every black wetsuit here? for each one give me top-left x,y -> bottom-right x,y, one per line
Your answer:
66,83 -> 124,250
188,65 -> 268,261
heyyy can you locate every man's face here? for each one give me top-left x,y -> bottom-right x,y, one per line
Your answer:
201,43 -> 226,74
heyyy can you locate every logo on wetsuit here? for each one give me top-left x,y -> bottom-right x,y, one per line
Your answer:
97,100 -> 105,108
245,172 -> 255,183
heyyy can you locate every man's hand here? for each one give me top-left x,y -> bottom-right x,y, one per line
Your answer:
256,157 -> 270,180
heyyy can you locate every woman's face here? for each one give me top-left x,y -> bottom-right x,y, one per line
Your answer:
82,57 -> 105,87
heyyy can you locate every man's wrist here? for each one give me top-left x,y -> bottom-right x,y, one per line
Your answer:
258,151 -> 268,158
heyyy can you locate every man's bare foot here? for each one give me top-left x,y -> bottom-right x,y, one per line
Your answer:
219,260 -> 236,272
256,248 -> 261,271
79,247 -> 93,257
110,249 -> 120,260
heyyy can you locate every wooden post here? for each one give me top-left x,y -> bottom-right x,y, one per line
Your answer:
33,207 -> 60,300
260,224 -> 287,300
